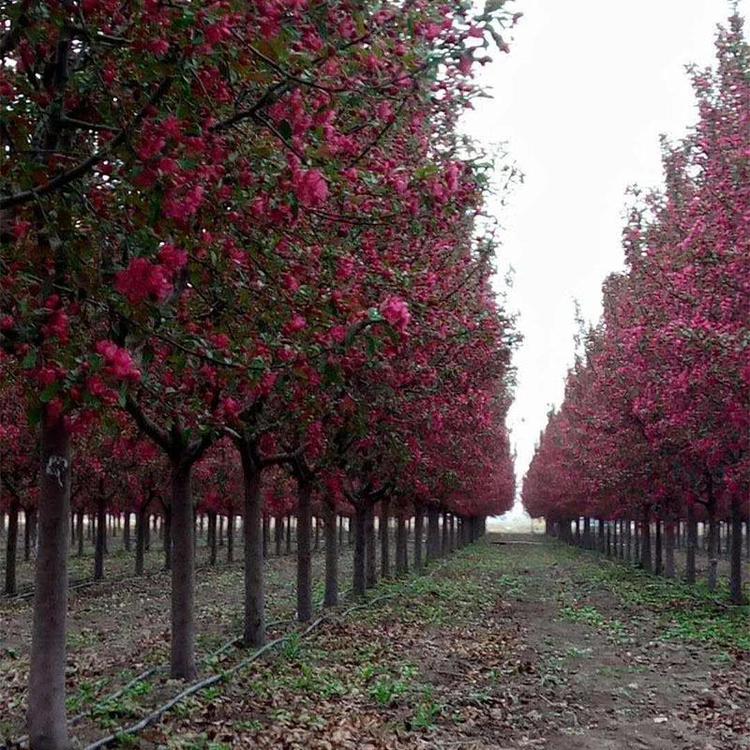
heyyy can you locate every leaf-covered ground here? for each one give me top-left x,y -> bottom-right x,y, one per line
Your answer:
2,534 -> 749,749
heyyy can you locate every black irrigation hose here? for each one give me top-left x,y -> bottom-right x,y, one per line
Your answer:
1,617 -> 296,750
82,595 -> 398,750
79,550 -> 466,750
3,537 -> 463,750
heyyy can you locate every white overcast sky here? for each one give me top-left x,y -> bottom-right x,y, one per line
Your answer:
463,0 -> 749,513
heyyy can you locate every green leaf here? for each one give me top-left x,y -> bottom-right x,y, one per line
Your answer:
27,403 -> 43,427
40,382 -> 61,403
278,120 -> 293,141
21,351 -> 37,369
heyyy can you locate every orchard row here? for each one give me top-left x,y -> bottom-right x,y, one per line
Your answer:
523,17 -> 749,604
0,2 -> 518,748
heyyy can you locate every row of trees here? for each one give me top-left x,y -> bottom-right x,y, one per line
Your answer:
1,420 -> 501,598
1,1 -> 518,747
2,481 -> 489,595
523,17 -> 749,604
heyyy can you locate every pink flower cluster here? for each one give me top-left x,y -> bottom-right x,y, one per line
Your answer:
293,169 -> 329,207
380,296 -> 411,332
95,340 -> 142,383
115,258 -> 173,305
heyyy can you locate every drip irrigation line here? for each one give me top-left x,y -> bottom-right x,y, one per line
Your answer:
3,536 -> 467,750
1,617 -> 296,750
81,593 -> 399,750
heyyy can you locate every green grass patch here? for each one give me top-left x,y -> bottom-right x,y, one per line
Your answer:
569,547 -> 750,652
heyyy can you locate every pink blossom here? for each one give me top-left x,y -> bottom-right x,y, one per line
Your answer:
329,325 -> 347,344
220,397 -> 241,422
294,169 -> 329,207
42,309 -> 70,343
164,184 -> 206,222
147,38 -> 169,57
285,313 -> 307,334
95,340 -> 141,382
380,296 -> 411,332
115,258 -> 173,305
158,243 -> 188,272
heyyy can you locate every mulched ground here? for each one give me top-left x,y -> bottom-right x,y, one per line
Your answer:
2,534 -> 748,749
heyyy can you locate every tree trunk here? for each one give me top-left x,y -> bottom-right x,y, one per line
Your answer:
612,519 -> 618,556
380,498 -> 390,579
324,498 -> 338,607
24,509 -> 32,561
262,512 -> 270,560
707,502 -> 718,592
76,509 -> 84,557
639,508 -> 652,572
135,507 -> 147,576
163,504 -> 172,571
28,509 -> 38,557
665,521 -> 676,578
729,497 -> 745,605
717,521 -> 722,557
414,505 -> 424,571
625,519 -> 632,563
582,517 -> 591,549
169,460 -> 197,680
338,515 -> 344,549
686,503 -> 697,585
227,511 -> 235,564
353,505 -> 367,597
396,514 -> 408,575
606,521 -> 612,557
28,411 -> 71,750
286,515 -> 292,555
5,496 -> 19,596
94,496 -> 106,580
123,511 -> 131,552
654,519 -> 663,576
274,516 -> 283,557
239,448 -> 265,647
441,511 -> 449,556
296,479 -> 313,622
426,505 -> 440,562
207,511 -> 217,565
365,503 -> 377,588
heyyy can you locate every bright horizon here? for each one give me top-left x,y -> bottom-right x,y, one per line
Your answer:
463,0 -> 750,518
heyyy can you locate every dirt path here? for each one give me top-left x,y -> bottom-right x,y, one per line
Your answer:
491,537 -> 749,750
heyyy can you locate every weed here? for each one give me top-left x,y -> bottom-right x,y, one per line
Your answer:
234,719 -> 263,731
281,632 -> 302,661
369,675 -> 409,707
410,693 -> 443,730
